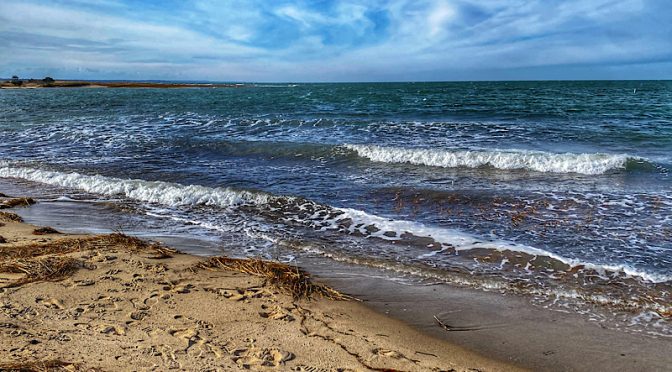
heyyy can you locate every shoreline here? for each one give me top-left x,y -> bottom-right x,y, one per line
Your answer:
0,191 -> 516,371
2,178 -> 672,371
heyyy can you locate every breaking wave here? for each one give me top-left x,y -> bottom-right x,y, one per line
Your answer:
0,165 -> 274,208
0,164 -> 669,284
344,144 -> 647,175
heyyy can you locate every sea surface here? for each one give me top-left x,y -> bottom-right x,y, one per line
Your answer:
1,81 -> 671,335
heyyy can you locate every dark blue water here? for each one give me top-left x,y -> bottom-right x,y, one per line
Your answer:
1,81 -> 671,334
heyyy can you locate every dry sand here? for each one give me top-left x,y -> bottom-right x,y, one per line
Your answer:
0,196 -> 520,371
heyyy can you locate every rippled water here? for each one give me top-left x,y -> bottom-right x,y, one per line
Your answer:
1,81 -> 671,334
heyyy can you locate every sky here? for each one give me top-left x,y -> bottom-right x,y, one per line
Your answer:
1,0 -> 671,82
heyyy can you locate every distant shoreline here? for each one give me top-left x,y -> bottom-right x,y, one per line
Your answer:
0,79 -> 244,89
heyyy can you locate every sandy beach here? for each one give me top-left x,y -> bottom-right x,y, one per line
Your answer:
0,193 -> 518,371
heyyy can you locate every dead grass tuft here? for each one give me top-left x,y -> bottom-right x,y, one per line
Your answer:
195,257 -> 351,300
0,212 -> 23,223
0,197 -> 36,209
0,360 -> 82,371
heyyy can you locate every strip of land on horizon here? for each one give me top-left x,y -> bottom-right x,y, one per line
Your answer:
0,78 -> 241,89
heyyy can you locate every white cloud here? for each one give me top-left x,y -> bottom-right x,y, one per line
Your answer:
0,0 -> 669,81
427,1 -> 456,37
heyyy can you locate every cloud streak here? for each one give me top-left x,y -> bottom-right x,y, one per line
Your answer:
0,0 -> 670,81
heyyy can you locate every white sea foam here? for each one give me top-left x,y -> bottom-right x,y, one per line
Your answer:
325,208 -> 671,283
0,166 -> 272,208
344,144 -> 636,175
1,164 -> 669,283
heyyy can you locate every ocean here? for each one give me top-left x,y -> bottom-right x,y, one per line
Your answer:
1,81 -> 671,336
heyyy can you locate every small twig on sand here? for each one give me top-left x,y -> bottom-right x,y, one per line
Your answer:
433,315 -> 483,332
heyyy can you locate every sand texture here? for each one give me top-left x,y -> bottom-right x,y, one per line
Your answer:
0,199 -> 517,371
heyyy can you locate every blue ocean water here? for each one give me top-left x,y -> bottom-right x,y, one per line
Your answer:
1,81 -> 671,332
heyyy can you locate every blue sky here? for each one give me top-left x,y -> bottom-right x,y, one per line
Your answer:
1,0 -> 670,82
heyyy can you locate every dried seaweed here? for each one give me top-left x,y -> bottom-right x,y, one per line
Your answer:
103,233 -> 177,257
0,234 -> 178,287
0,197 -> 36,209
0,234 -> 176,261
0,360 -> 81,371
0,212 -> 23,223
195,257 -> 352,301
0,237 -> 94,260
146,246 -> 176,259
0,256 -> 83,287
32,227 -> 62,235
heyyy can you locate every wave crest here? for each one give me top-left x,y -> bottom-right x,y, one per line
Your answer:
344,144 -> 639,175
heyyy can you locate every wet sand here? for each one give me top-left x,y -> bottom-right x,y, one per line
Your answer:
0,192 -> 516,371
316,268 -> 672,371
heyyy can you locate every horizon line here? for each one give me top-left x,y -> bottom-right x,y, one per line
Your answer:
3,77 -> 671,84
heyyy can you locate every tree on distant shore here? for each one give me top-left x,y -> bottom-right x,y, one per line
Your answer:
42,77 -> 55,85
11,75 -> 22,86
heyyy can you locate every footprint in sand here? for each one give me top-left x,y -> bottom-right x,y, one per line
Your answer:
158,344 -> 181,369
130,298 -> 150,311
0,303 -> 39,321
170,284 -> 194,294
292,365 -> 333,372
35,297 -> 64,310
129,310 -> 148,321
168,328 -> 223,358
0,322 -> 30,338
53,333 -> 72,342
91,295 -> 123,311
371,348 -> 421,365
143,291 -> 162,309
259,304 -> 295,322
373,348 -> 405,359
74,279 -> 95,286
169,328 -> 200,350
96,324 -> 126,336
206,287 -> 272,302
193,318 -> 214,330
232,347 -> 295,368
159,280 -> 194,294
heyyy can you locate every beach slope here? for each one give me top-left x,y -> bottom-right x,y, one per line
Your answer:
0,199 -> 516,371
